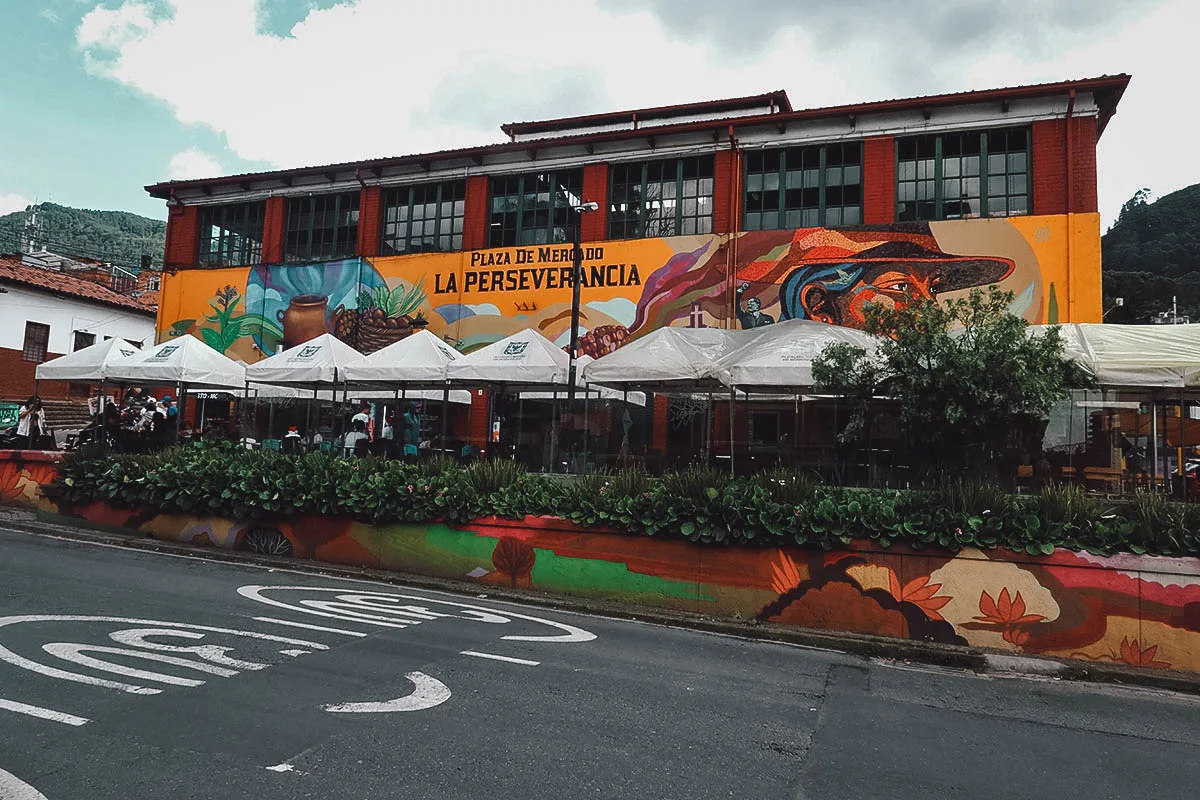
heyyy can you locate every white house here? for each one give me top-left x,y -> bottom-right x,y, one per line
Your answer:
0,255 -> 156,402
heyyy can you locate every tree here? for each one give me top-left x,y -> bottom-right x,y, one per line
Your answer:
812,287 -> 1092,479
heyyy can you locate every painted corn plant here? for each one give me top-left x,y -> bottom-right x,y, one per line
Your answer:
198,285 -> 283,354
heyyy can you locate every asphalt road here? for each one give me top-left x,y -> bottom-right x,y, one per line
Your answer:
1,526 -> 1197,799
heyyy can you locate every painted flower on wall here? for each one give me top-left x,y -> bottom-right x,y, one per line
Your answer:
888,573 -> 952,622
966,588 -> 1046,646
492,536 -> 536,588
1117,637 -> 1171,669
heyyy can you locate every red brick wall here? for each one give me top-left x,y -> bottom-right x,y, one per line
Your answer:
0,347 -> 66,402
357,185 -> 383,257
581,164 -> 609,241
712,148 -> 738,235
862,136 -> 896,224
1032,117 -> 1099,216
261,196 -> 287,264
652,394 -> 668,454
164,205 -> 200,269
468,389 -> 490,449
462,176 -> 491,251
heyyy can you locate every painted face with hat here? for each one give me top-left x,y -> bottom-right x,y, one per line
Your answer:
778,239 -> 1015,329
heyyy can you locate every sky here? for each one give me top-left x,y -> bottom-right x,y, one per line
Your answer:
0,0 -> 1196,228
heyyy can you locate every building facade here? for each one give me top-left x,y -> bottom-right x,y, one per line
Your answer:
146,76 -> 1128,447
0,256 -> 157,402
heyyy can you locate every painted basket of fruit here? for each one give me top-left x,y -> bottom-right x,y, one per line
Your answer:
334,282 -> 428,354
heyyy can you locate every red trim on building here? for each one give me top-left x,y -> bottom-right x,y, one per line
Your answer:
502,90 -> 792,138
862,136 -> 896,224
1032,117 -> 1099,215
357,185 -> 383,257
462,176 -> 491,251
713,149 -> 736,235
261,196 -> 287,265
580,164 -> 609,241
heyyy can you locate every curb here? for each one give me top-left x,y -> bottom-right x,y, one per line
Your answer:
4,511 -> 1198,695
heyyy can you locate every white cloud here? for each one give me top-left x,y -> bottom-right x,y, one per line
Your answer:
74,0 -> 846,168
167,147 -> 223,179
0,193 -> 32,216
74,0 -> 1198,228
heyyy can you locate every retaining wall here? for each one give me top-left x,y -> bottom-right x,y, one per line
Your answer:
29,495 -> 1200,676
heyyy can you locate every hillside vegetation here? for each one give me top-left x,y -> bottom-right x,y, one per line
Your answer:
1103,184 -> 1200,323
0,202 -> 166,270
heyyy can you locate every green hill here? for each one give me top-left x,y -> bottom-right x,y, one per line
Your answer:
0,202 -> 166,270
1102,184 -> 1200,323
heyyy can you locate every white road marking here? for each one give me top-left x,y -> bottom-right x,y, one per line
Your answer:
324,671 -> 451,713
42,643 -> 237,689
0,697 -> 90,726
0,768 -> 50,800
252,616 -> 367,637
108,628 -> 268,671
0,616 -> 327,694
279,649 -> 310,657
265,763 -> 295,773
461,650 -> 540,666
238,585 -> 597,643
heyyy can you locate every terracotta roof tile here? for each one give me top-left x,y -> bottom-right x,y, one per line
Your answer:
0,256 -> 156,316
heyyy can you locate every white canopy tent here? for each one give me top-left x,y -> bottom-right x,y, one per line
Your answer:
445,328 -> 570,389
582,327 -> 748,392
341,329 -> 460,387
713,319 -> 882,392
35,337 -> 141,383
244,333 -> 366,387
1032,323 -> 1200,389
105,336 -> 246,389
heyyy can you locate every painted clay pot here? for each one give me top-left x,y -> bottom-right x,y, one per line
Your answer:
279,294 -> 329,348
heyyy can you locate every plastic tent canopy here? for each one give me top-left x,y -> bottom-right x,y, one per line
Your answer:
35,337 -> 141,382
105,335 -> 246,389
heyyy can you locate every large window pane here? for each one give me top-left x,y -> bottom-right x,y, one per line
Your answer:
746,142 -> 862,229
896,127 -> 1029,221
285,192 -> 359,262
488,170 -> 583,247
608,156 -> 714,239
380,180 -> 465,255
198,202 -> 266,266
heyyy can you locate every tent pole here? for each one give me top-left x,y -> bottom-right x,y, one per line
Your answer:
794,393 -> 800,469
550,388 -> 559,473
728,387 -> 736,476
1179,388 -> 1187,499
704,392 -> 713,466
441,381 -> 449,456
1152,393 -> 1159,490
582,385 -> 590,474
517,391 -> 524,465
177,383 -> 187,446
99,378 -> 107,454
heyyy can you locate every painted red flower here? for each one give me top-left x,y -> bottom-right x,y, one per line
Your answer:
888,573 -> 952,621
971,588 -> 1046,645
1117,636 -> 1171,669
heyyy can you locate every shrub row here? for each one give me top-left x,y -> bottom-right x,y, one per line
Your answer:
55,442 -> 1200,558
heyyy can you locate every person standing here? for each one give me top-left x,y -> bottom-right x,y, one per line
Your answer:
16,395 -> 47,450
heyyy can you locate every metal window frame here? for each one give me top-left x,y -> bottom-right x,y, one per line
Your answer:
608,155 -> 714,240
284,191 -> 360,262
895,127 -> 1030,222
380,180 -> 466,255
198,201 -> 266,267
742,142 -> 862,230
487,169 -> 584,248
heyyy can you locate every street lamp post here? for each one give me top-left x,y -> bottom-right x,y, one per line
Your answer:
567,201 -> 599,404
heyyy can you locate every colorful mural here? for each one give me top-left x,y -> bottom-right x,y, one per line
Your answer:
0,452 -> 61,509
38,497 -> 1200,675
156,215 -> 1101,358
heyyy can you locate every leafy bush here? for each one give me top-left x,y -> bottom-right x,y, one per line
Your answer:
52,444 -> 1200,559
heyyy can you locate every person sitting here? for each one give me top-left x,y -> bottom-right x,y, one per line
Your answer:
281,426 -> 302,455
343,419 -> 369,457
16,395 -> 47,450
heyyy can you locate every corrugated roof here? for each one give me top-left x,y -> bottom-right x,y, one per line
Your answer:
145,74 -> 1130,199
0,256 -> 157,316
